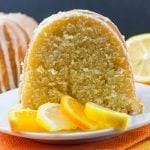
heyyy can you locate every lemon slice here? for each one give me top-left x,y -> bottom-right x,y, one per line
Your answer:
61,96 -> 98,131
126,34 -> 150,84
8,109 -> 46,132
85,102 -> 130,130
36,103 -> 77,131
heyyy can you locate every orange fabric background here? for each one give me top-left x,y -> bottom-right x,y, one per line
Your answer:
0,124 -> 149,150
129,138 -> 150,150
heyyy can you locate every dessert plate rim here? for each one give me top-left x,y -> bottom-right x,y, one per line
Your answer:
0,83 -> 149,144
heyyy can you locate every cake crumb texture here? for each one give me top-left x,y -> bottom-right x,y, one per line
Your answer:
21,11 -> 142,113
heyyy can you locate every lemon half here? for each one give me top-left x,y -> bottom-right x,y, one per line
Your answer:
126,33 -> 150,84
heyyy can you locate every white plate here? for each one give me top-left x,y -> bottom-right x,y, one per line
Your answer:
0,83 -> 150,144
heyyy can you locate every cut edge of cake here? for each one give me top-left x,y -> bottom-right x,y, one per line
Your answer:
20,9 -> 143,114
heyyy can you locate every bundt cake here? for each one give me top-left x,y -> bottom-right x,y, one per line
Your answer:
4,13 -> 38,37
0,13 -> 38,93
20,10 -> 142,113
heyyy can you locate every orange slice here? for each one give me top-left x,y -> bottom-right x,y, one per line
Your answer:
8,109 -> 46,132
61,96 -> 98,131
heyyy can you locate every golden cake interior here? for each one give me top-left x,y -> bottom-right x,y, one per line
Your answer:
21,15 -> 141,113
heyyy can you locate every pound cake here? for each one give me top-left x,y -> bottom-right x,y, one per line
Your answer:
20,10 -> 142,113
0,13 -> 38,92
4,13 -> 38,37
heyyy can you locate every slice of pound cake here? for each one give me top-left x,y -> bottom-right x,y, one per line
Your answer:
20,10 -> 142,113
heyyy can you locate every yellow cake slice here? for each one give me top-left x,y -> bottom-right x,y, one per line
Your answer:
20,10 -> 142,113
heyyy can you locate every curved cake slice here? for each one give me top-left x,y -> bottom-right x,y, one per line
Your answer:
20,10 -> 142,113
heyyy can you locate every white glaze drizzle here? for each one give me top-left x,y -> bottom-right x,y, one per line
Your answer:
7,20 -> 28,55
6,13 -> 38,38
0,55 -> 6,92
6,22 -> 21,85
0,14 -> 36,92
7,20 -> 28,84
0,23 -> 6,92
30,10 -> 125,61
0,21 -> 15,89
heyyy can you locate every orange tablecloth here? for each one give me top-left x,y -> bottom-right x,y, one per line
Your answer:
0,124 -> 149,150
129,138 -> 150,150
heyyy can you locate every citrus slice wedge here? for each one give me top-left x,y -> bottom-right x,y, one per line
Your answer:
126,34 -> 150,84
36,103 -> 77,132
85,102 -> 130,130
8,109 -> 46,132
61,96 -> 98,131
